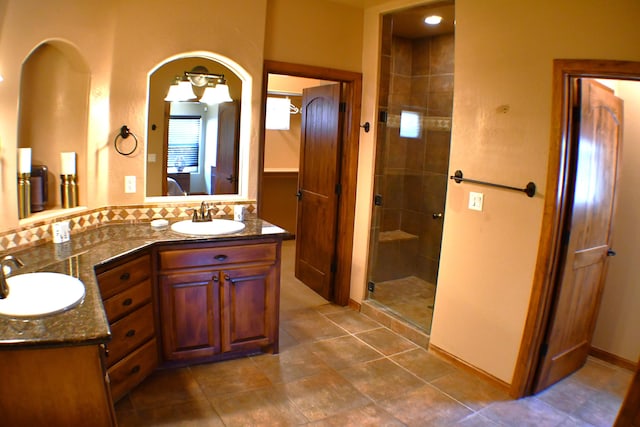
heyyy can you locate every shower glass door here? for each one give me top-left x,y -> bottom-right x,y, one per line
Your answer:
366,6 -> 454,334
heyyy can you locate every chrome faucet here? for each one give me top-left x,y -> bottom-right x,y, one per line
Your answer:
0,255 -> 25,299
189,201 -> 214,222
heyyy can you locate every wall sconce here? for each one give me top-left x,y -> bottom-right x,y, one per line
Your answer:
164,66 -> 233,104
164,76 -> 197,102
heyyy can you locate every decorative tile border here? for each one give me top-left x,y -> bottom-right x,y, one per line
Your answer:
0,201 -> 256,252
386,113 -> 452,132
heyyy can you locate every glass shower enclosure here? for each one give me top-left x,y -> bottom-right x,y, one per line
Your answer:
366,5 -> 454,334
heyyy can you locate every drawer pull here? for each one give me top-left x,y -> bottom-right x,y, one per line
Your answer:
214,254 -> 228,261
122,298 -> 133,306
130,365 -> 141,374
125,329 -> 136,338
120,272 -> 131,281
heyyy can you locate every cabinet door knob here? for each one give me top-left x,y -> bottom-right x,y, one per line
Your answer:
125,329 -> 136,338
122,298 -> 133,306
120,272 -> 131,281
212,275 -> 219,282
224,274 -> 230,281
214,254 -> 228,261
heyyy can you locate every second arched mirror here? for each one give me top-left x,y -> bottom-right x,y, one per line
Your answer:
146,56 -> 242,197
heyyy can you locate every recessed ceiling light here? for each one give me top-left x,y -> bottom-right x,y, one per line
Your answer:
424,15 -> 443,25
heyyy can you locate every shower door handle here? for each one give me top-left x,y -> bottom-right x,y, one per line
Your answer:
432,213 -> 443,219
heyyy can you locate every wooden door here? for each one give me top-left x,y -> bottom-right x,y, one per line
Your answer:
295,84 -> 342,300
214,101 -> 240,194
533,79 -> 623,392
615,356 -> 640,426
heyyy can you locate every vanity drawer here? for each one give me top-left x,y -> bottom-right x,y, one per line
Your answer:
103,279 -> 152,323
106,303 -> 155,367
108,338 -> 158,402
97,254 -> 151,299
159,243 -> 276,270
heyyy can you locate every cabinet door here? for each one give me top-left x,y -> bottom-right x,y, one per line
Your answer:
220,264 -> 279,353
159,271 -> 221,361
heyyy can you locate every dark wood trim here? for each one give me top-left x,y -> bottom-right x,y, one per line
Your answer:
429,344 -> 511,393
258,60 -> 362,306
161,101 -> 171,196
590,347 -> 636,372
348,298 -> 361,311
511,59 -> 640,398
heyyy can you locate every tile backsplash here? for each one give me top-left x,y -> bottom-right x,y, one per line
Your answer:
0,201 -> 256,252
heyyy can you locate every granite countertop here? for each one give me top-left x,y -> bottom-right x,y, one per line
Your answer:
0,217 -> 287,348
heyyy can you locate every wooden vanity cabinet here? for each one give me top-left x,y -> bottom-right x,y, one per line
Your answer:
0,344 -> 117,426
157,239 -> 281,363
95,251 -> 158,401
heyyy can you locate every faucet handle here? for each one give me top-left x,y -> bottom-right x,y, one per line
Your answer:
0,255 -> 24,276
186,208 -> 199,222
1,255 -> 24,267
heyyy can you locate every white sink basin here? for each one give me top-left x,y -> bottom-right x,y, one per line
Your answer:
0,272 -> 85,318
171,219 -> 246,236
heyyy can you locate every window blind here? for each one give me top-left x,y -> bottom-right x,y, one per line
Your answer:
167,116 -> 202,170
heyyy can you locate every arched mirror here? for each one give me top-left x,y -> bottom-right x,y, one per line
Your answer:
146,54 -> 248,198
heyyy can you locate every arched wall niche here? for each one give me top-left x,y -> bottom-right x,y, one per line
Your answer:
18,39 -> 90,213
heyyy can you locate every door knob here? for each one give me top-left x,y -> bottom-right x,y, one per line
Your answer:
432,213 -> 443,219
607,249 -> 617,257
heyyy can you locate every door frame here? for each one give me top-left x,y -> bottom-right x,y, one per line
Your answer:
257,60 -> 362,306
512,59 -> 640,398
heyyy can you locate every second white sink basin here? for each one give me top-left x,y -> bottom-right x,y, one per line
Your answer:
0,272 -> 85,318
171,219 -> 246,236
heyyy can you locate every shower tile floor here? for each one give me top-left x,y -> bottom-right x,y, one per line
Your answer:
371,276 -> 436,333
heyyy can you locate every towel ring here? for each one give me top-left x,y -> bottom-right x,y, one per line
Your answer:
114,125 -> 138,156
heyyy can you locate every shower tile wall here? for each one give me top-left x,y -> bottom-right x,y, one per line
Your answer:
371,30 -> 454,284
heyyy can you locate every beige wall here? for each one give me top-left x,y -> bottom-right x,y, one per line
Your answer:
592,80 -> 640,363
0,0 -> 267,231
2,0 -> 639,388
0,0 -> 117,228
428,0 -> 640,384
0,0 -> 365,232
264,0 -> 364,72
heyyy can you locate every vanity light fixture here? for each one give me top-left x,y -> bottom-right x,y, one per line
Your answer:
165,66 -> 232,104
164,76 -> 197,102
424,15 -> 443,25
198,78 -> 233,105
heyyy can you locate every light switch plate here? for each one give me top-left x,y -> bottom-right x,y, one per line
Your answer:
469,191 -> 483,211
125,176 -> 136,193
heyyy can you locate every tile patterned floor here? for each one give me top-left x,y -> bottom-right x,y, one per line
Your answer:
115,241 -> 631,426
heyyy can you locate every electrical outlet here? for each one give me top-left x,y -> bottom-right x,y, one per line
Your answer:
125,176 -> 136,193
469,191 -> 484,211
